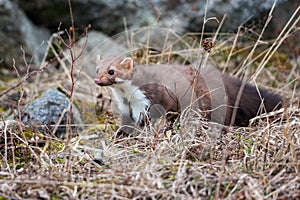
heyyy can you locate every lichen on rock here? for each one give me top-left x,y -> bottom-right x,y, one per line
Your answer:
21,88 -> 82,137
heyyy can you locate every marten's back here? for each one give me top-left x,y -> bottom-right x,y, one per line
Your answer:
132,64 -> 283,127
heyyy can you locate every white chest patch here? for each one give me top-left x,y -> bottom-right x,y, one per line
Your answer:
109,80 -> 150,124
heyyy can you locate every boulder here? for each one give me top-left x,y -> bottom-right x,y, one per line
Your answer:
21,88 -> 82,137
15,0 -> 291,38
0,0 -> 50,69
16,0 -> 154,35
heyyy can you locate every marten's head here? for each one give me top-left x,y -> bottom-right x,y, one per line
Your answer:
94,56 -> 134,86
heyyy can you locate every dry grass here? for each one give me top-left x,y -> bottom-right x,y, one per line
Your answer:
0,106 -> 299,199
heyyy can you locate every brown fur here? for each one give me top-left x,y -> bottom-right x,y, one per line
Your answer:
221,73 -> 282,126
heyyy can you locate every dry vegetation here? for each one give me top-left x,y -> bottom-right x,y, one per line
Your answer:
0,4 -> 300,200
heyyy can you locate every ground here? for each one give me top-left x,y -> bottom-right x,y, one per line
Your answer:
0,20 -> 299,199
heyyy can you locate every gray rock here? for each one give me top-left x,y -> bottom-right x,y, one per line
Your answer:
0,0 -> 50,68
14,0 -> 291,38
183,0 -> 289,33
15,0 -> 154,35
21,88 -> 82,137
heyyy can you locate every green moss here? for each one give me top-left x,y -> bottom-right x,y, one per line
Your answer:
242,137 -> 254,155
23,129 -> 37,140
0,106 -> 6,113
0,126 -> 67,168
47,140 -> 64,153
85,123 -> 117,135
55,156 -> 65,164
1,76 -> 18,82
85,125 -> 103,135
50,195 -> 61,200
0,196 -> 10,200
0,85 -> 8,92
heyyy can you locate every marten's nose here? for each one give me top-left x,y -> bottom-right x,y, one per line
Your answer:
94,78 -> 101,85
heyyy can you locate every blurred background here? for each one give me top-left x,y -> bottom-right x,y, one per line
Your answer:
0,0 -> 299,69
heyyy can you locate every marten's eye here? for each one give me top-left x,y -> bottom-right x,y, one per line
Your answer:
96,68 -> 99,74
108,69 -> 114,75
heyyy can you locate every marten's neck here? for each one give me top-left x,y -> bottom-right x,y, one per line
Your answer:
94,57 -> 151,125
110,80 -> 150,125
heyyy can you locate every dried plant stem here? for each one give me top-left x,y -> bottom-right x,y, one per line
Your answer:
0,58 -> 59,98
252,5 -> 300,80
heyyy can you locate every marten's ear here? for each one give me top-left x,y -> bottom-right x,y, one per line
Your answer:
120,57 -> 134,72
96,55 -> 102,63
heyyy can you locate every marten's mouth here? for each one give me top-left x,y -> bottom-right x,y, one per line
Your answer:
94,78 -> 102,86
94,78 -> 115,86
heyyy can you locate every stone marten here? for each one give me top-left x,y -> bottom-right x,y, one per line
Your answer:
94,57 -> 283,127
